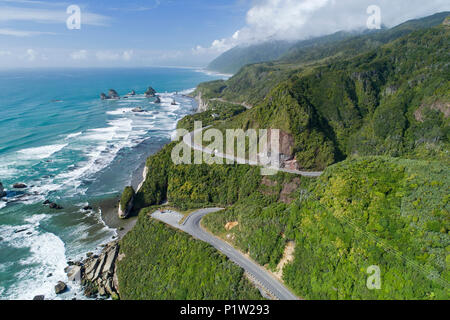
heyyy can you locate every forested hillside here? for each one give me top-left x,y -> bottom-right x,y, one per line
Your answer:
196,18 -> 450,170
117,13 -> 449,300
207,40 -> 293,74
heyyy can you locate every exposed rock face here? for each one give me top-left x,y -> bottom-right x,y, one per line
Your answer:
0,182 -> 5,197
33,295 -> 45,300
73,241 -> 120,299
54,281 -> 67,294
100,93 -> 108,100
118,198 -> 134,219
118,186 -> 135,219
279,177 -> 301,204
443,16 -> 450,26
414,100 -> 450,122
195,92 -> 209,112
145,87 -> 157,98
13,183 -> 27,189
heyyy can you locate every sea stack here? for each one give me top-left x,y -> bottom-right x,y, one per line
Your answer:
145,87 -> 157,98
100,90 -> 120,100
118,186 -> 135,219
108,89 -> 120,100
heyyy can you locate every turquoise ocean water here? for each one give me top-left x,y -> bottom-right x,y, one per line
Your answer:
0,68 -> 222,299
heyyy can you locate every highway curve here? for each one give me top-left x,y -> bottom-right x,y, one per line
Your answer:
151,208 -> 300,300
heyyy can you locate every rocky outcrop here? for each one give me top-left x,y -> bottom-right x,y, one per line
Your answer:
13,183 -> 27,189
155,96 -> 161,104
118,186 -> 135,219
71,241 -> 120,299
195,92 -> 209,112
145,87 -> 157,98
132,107 -> 144,113
137,166 -> 149,192
127,90 -> 136,96
0,182 -> 5,197
43,200 -> 63,210
54,281 -> 67,294
443,16 -> 450,26
108,89 -> 120,99
100,89 -> 120,100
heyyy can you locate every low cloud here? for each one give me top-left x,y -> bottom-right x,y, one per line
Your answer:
25,48 -> 37,61
196,0 -> 450,55
0,27 -> 56,36
70,49 -> 88,60
95,50 -> 134,62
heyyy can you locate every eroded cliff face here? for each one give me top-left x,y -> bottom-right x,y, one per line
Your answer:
195,92 -> 209,113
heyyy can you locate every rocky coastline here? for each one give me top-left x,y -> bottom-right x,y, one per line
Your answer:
64,241 -> 121,300
63,91 -> 197,300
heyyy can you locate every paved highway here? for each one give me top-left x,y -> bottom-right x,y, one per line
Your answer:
183,128 -> 323,177
152,208 -> 300,300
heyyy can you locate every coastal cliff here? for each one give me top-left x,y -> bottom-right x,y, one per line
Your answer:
194,91 -> 209,113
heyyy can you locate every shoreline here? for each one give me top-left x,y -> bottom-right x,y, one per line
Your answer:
97,93 -> 199,240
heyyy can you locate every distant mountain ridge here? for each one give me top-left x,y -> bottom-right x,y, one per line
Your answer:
207,40 -> 293,74
207,11 -> 450,75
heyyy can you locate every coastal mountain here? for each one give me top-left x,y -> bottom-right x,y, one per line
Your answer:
195,12 -> 450,171
207,11 -> 449,75
112,12 -> 449,300
207,40 -> 293,74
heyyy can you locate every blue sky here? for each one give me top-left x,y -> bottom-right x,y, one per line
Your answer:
0,0 -> 449,68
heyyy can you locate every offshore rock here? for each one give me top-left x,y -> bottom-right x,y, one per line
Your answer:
145,86 -> 157,97
0,182 -> 5,197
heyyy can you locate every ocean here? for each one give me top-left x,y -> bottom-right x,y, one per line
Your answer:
0,67 -> 223,300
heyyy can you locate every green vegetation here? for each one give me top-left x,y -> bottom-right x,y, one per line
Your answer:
177,101 -> 246,132
203,157 -> 450,299
207,40 -> 293,74
118,13 -> 450,300
117,209 -> 262,300
197,22 -> 450,170
120,186 -> 135,211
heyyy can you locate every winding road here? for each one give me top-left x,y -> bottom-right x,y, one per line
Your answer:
151,208 -> 300,300
150,127 -> 324,300
183,128 -> 323,177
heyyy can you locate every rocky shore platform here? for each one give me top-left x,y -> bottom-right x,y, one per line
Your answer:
66,241 -> 121,299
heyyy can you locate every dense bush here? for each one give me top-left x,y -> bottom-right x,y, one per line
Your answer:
120,186 -> 135,211
117,209 -> 262,300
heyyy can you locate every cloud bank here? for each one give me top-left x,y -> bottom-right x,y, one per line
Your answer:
195,0 -> 450,55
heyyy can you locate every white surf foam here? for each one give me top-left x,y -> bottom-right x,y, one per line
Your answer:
65,132 -> 82,140
0,215 -> 69,300
18,144 -> 68,160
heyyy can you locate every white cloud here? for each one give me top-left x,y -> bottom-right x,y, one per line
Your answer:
123,50 -> 133,61
25,48 -> 36,61
95,50 -> 134,62
70,49 -> 88,60
0,27 -> 56,36
196,0 -> 450,55
0,6 -> 110,26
